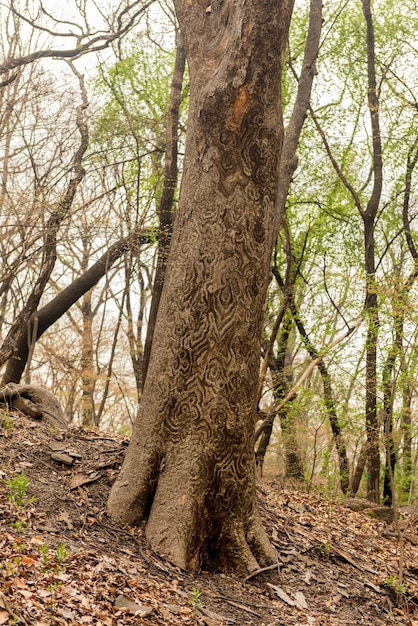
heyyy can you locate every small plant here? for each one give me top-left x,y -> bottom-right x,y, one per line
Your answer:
5,471 -> 34,510
12,541 -> 26,553
39,544 -> 50,566
12,519 -> 30,531
188,587 -> 202,614
384,575 -> 409,595
4,559 -> 15,572
39,543 -> 69,575
315,542 -> 331,559
55,543 -> 68,568
2,410 -> 13,429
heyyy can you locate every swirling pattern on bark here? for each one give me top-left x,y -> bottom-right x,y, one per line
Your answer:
108,0 -> 295,573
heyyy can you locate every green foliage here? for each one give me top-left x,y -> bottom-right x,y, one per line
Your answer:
5,471 -> 34,511
90,42 -> 188,220
188,587 -> 202,614
384,574 -> 409,595
2,410 -> 13,429
39,542 -> 69,573
315,542 -> 331,558
55,543 -> 69,568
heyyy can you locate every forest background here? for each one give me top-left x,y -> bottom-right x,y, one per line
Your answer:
0,0 -> 417,510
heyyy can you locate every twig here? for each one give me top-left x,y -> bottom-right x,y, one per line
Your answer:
244,562 -> 279,582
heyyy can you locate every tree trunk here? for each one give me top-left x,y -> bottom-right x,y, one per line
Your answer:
254,0 -> 322,481
362,0 -> 383,504
350,441 -> 368,495
272,266 -> 349,492
143,36 -> 186,383
363,220 -> 380,503
257,310 -> 304,481
401,385 -> 413,498
107,0 -> 294,573
80,290 -> 95,428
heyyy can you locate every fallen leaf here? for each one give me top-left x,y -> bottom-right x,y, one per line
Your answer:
294,591 -> 308,609
0,612 -> 9,626
30,536 -> 45,545
70,472 -> 101,490
113,595 -> 153,617
81,596 -> 91,610
266,583 -> 295,606
15,578 -> 29,589
58,511 -> 74,530
21,554 -> 38,566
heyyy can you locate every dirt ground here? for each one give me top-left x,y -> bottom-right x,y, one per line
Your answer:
1,409 -> 418,625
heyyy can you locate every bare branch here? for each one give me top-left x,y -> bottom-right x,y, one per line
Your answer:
255,318 -> 363,439
0,0 -> 155,76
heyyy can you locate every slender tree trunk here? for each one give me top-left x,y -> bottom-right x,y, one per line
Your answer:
350,441 -> 368,495
254,0 -> 322,480
256,310 -> 304,480
363,218 -> 380,503
382,139 -> 418,502
272,266 -> 350,492
382,303 -> 404,505
362,0 -> 383,503
292,304 -> 350,493
276,0 -> 322,218
108,0 -> 294,573
80,290 -> 95,428
143,37 -> 186,383
401,385 -> 413,498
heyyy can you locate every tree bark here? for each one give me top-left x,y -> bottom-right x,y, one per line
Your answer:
107,0 -> 294,573
142,36 -> 186,383
362,0 -> 383,504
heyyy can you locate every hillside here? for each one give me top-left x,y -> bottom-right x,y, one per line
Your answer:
1,409 -> 417,626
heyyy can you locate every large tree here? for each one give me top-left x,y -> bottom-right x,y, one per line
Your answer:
107,0 -> 294,572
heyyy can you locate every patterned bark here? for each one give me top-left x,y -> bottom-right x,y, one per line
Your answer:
107,0 -> 294,573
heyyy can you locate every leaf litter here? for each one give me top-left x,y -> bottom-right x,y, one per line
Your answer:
1,409 -> 418,625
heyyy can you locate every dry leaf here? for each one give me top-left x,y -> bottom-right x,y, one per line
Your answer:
266,583 -> 295,606
113,595 -> 153,617
70,472 -> 100,490
294,591 -> 308,609
58,511 -> 74,529
21,554 -> 38,566
30,536 -> 45,545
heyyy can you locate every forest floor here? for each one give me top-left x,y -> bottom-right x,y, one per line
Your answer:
1,410 -> 418,626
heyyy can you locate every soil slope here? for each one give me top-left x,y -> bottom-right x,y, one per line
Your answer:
1,409 -> 418,625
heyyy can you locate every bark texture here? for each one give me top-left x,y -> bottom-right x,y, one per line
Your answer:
108,0 -> 294,573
